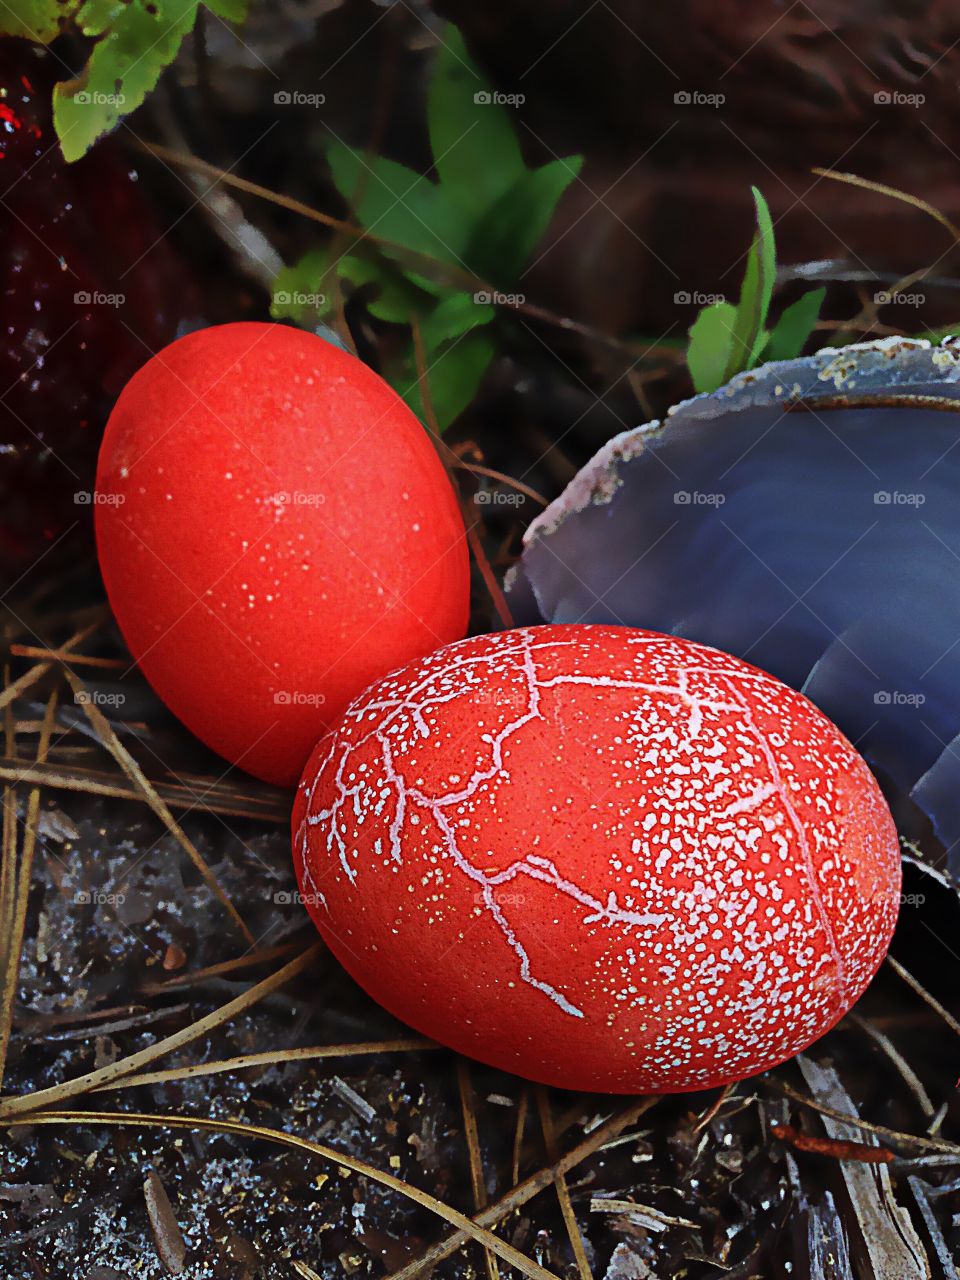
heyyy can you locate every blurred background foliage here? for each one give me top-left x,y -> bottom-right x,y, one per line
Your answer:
4,0 -> 960,570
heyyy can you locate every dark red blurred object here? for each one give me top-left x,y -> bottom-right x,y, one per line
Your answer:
1,39 -> 185,587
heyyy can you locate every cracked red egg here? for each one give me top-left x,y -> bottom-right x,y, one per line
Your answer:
293,624 -> 901,1092
95,322 -> 468,786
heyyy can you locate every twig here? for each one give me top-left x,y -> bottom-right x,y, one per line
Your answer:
811,168 -> 960,243
0,757 -> 289,824
0,688 -> 58,1087
292,1262 -> 323,1280
692,1083 -> 736,1136
4,1109 -> 562,1280
0,620 -> 102,714
773,1082 -> 960,1157
133,142 -> 676,362
91,1037 -> 438,1092
848,1012 -> 935,1119
139,939 -> 307,993
452,463 -> 548,507
536,1088 -> 592,1280
410,316 -> 514,629
0,682 -> 16,1006
886,954 -> 960,1039
386,1097 -> 659,1280
0,943 -> 322,1118
770,1122 -> 895,1164
63,667 -> 255,943
458,1059 -> 499,1280
464,519 -> 514,629
7,644 -> 124,670
511,1088 -> 529,1188
810,167 -> 960,342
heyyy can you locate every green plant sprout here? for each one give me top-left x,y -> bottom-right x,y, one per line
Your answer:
272,26 -> 583,429
686,187 -> 826,394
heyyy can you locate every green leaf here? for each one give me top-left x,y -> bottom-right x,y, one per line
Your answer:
322,23 -> 582,426
420,291 -> 494,350
53,0 -> 198,162
270,249 -> 336,326
0,0 -> 81,41
338,252 -> 430,323
326,142 -> 468,273
392,327 -> 496,430
272,247 -> 434,328
723,186 -> 776,379
427,25 -> 526,216
687,301 -> 738,394
467,155 -> 583,282
912,322 -> 960,343
763,286 -> 826,363
204,0 -> 248,19
76,0 -> 128,35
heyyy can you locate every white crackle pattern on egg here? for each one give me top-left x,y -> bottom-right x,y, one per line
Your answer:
293,625 -> 900,1093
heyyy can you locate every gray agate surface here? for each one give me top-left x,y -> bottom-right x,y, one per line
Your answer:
509,337 -> 960,867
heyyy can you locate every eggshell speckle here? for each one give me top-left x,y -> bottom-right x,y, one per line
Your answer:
95,322 -> 469,786
293,624 -> 901,1093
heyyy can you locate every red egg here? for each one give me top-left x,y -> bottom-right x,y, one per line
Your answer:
95,322 -> 468,786
293,624 -> 901,1092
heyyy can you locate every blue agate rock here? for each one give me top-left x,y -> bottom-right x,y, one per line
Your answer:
509,337 -> 960,870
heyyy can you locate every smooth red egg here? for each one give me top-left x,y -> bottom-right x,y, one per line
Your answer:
95,322 -> 468,786
293,624 -> 900,1092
